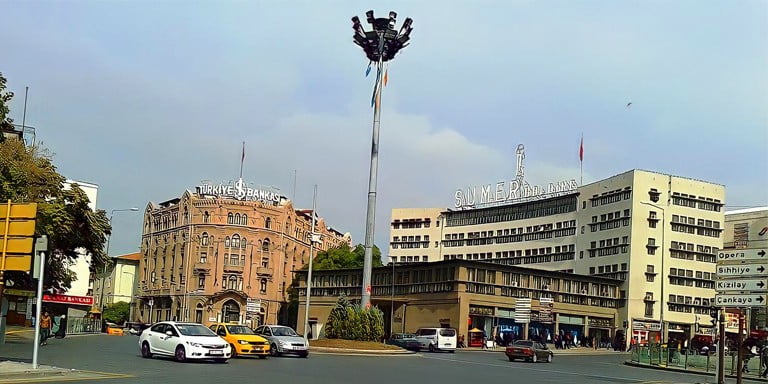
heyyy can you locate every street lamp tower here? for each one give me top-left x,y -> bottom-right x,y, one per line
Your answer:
351,10 -> 413,309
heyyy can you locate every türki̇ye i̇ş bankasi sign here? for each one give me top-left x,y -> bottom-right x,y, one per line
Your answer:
196,178 -> 280,203
454,144 -> 578,209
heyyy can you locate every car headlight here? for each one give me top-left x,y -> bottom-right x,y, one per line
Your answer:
279,340 -> 290,346
186,342 -> 202,347
238,340 -> 249,345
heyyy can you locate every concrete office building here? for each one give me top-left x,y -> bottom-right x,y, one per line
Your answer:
389,145 -> 725,345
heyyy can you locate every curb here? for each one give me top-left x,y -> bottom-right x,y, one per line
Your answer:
458,348 -> 627,356
310,346 -> 416,355
624,360 -> 768,382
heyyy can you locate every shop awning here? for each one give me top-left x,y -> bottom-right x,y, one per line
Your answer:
88,307 -> 101,314
469,328 -> 483,333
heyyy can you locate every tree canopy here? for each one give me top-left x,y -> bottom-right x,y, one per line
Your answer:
309,243 -> 384,270
0,71 -> 14,132
0,72 -> 111,293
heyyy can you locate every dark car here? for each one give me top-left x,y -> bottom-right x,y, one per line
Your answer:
505,340 -> 553,363
387,333 -> 421,351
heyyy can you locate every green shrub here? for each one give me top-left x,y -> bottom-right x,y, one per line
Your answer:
324,296 -> 384,341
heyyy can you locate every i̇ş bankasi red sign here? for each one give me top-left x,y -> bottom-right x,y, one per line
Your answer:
42,294 -> 94,306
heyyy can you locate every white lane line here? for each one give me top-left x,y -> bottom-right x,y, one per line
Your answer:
420,355 -> 674,383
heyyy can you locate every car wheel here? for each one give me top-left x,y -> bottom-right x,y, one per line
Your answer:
449,350 -> 455,354
270,344 -> 280,357
175,345 -> 187,363
547,354 -> 553,363
428,344 -> 435,353
508,357 -> 515,362
531,354 -> 538,363
230,344 -> 237,358
141,342 -> 153,359
299,352 -> 309,358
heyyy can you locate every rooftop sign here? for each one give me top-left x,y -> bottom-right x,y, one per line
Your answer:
454,144 -> 578,209
196,178 -> 280,203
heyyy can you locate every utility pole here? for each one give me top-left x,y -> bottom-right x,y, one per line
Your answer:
717,309 -> 725,384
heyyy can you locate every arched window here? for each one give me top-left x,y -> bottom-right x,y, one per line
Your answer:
195,303 -> 204,323
229,276 -> 237,290
262,239 -> 270,252
242,214 -> 248,226
237,277 -> 243,291
232,234 -> 240,248
227,212 -> 234,224
203,211 -> 210,223
225,236 -> 231,248
265,217 -> 272,229
241,237 -> 247,249
235,213 -> 241,225
201,232 -> 209,246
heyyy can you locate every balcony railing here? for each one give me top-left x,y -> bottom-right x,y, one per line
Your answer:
256,267 -> 272,275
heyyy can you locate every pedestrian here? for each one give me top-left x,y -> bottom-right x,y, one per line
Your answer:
56,314 -> 67,339
482,330 -> 489,350
759,340 -> 768,378
39,311 -> 52,346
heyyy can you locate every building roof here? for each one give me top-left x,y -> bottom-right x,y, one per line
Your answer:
114,252 -> 141,261
725,207 -> 768,215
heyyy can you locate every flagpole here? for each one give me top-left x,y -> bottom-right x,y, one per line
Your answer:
579,133 -> 584,186
240,141 -> 245,179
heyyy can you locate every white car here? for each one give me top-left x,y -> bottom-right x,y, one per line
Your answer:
139,321 -> 232,363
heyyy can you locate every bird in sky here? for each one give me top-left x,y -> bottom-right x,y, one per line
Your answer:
626,102 -> 633,108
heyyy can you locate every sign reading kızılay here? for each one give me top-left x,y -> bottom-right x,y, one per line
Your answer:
197,178 -> 280,203
454,144 -> 578,209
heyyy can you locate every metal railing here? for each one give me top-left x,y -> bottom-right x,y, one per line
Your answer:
65,318 -> 101,334
629,345 -> 768,378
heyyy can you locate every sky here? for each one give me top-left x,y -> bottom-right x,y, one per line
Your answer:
2,0 -> 767,257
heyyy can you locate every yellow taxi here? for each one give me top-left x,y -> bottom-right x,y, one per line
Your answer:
209,323 -> 270,358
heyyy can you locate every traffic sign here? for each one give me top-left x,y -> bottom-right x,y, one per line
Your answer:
0,203 -> 37,219
714,293 -> 768,307
718,249 -> 767,262
0,221 -> 36,237
1,201 -> 38,272
717,263 -> 768,277
716,278 -> 768,292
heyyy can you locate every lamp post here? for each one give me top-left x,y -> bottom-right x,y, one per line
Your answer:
351,10 -> 413,309
98,207 -> 139,311
390,259 -> 396,338
302,185 -> 318,340
640,201 -> 665,344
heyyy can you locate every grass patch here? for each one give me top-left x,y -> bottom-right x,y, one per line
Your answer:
309,339 -> 402,351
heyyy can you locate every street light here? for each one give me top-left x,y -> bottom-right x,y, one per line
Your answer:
98,207 -> 139,310
640,201 -> 665,344
352,10 -> 413,309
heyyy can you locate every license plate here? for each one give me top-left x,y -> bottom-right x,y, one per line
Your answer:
209,350 -> 223,355
444,343 -> 452,347
514,349 -> 521,353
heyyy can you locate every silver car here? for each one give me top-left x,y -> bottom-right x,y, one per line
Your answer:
254,325 -> 309,358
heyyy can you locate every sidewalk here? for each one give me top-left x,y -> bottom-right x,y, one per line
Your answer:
0,360 -> 132,383
459,345 -> 627,356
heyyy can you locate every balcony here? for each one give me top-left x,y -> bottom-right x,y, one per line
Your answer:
256,267 -> 273,276
223,264 -> 244,273
194,262 -> 211,271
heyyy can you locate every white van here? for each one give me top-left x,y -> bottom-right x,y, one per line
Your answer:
415,328 -> 457,353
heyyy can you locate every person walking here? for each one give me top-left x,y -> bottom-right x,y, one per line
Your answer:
39,311 -> 52,346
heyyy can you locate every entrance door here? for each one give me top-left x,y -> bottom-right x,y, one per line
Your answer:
222,300 -> 241,323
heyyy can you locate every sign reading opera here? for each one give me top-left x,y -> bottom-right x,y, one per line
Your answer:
137,179 -> 351,327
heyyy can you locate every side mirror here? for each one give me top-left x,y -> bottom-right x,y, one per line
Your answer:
165,331 -> 174,337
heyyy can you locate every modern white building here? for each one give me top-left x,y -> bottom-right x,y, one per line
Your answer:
389,146 -> 725,346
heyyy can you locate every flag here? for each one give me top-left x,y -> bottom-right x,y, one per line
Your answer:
383,68 -> 388,86
365,62 -> 372,77
579,135 -> 584,162
242,141 -> 246,162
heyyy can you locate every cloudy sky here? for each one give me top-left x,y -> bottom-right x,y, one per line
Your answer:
3,1 -> 767,256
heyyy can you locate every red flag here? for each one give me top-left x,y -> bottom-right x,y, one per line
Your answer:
242,141 -> 245,162
579,136 -> 584,162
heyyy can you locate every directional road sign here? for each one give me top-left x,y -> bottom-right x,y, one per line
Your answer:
717,263 -> 768,277
716,278 -> 768,292
718,249 -> 767,262
714,293 -> 768,307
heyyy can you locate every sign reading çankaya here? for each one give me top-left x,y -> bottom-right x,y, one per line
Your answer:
197,178 -> 279,203
454,144 -> 578,209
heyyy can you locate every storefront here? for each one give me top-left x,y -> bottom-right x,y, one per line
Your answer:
468,305 -> 495,338
495,307 -> 523,342
3,289 -> 35,326
667,323 -> 691,345
557,314 -> 585,345
588,317 -> 613,347
632,319 -> 661,345
42,293 -> 99,334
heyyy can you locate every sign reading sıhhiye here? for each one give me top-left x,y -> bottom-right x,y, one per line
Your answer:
197,178 -> 280,203
453,144 -> 578,209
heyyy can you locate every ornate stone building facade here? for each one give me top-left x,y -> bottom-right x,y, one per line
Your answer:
137,185 -> 350,327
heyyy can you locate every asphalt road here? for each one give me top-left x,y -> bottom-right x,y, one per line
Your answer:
0,334 -> 722,384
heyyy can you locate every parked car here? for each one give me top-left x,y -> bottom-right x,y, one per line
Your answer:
209,323 -> 270,358
125,322 -> 150,336
387,333 -> 421,351
414,328 -> 457,353
139,321 -> 231,363
505,340 -> 553,363
254,325 -> 309,358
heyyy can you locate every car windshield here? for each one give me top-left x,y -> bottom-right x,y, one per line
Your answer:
440,329 -> 456,337
227,325 -> 256,335
272,327 -> 299,336
513,340 -> 534,347
176,324 -> 217,337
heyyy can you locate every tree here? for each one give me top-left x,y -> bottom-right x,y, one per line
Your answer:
102,301 -> 130,325
0,72 -> 14,134
309,243 -> 384,270
0,82 -> 111,293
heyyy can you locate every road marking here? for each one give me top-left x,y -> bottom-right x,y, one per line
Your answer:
420,355 -> 676,383
0,373 -> 133,383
